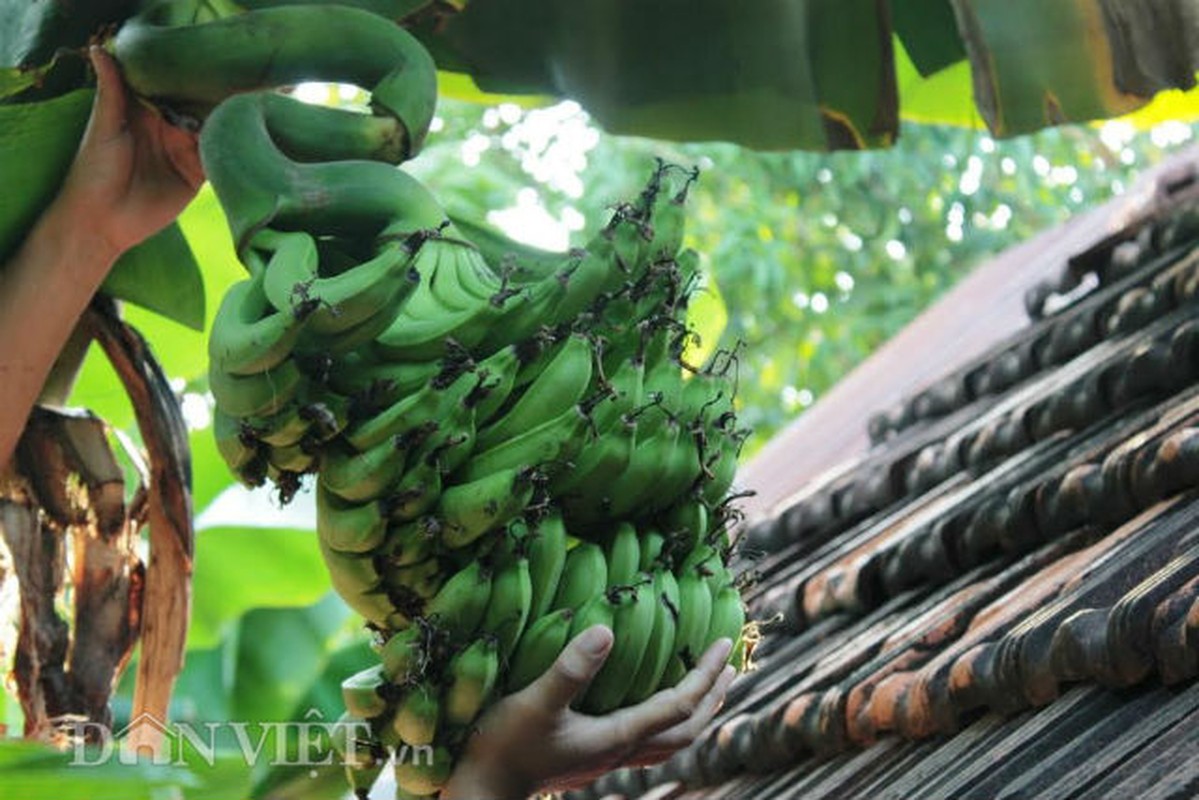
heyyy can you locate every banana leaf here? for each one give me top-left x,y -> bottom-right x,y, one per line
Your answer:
951,0 -> 1198,136
430,0 -> 899,151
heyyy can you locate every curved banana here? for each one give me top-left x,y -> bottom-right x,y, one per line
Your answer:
604,522 -> 641,588
341,664 -> 389,720
704,583 -> 747,670
454,405 -> 593,483
393,745 -> 452,796
422,560 -> 492,643
579,579 -> 656,714
209,358 -> 304,419
526,513 -> 568,621
320,437 -> 411,503
475,332 -> 595,451
317,483 -> 388,553
392,680 -> 439,746
480,556 -> 533,660
437,468 -> 537,549
625,568 -> 681,703
379,625 -> 425,682
506,607 -> 574,693
208,272 -> 310,376
443,636 -> 500,726
550,542 -> 607,613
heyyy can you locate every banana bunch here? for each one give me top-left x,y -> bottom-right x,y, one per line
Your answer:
112,4 -> 753,797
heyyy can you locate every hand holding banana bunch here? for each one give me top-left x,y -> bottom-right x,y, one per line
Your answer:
111,3 -> 756,796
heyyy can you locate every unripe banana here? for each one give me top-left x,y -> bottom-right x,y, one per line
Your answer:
422,561 -> 492,644
388,456 -> 443,522
393,745 -> 452,796
475,332 -> 594,450
214,409 -> 261,472
443,636 -> 501,727
320,437 -> 410,503
266,440 -> 316,474
379,625 -> 425,682
578,579 -> 656,714
317,484 -> 387,553
526,513 -> 568,620
454,404 -> 593,483
341,664 -> 389,720
326,351 -> 441,412
209,358 -> 304,419
639,529 -> 667,572
378,517 -> 437,568
383,556 -> 444,602
550,542 -> 607,613
208,272 -> 310,376
625,569 -> 681,704
660,498 -> 708,568
604,522 -> 640,588
437,468 -> 537,549
705,583 -> 747,669
670,568 -> 714,675
318,538 -> 399,629
481,556 -> 533,661
392,680 -> 439,746
505,607 -> 574,694
566,593 -> 615,653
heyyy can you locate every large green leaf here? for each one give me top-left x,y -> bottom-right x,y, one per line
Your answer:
189,524 -> 331,649
437,0 -> 897,150
949,0 -> 1197,135
891,0 -> 966,76
0,88 -> 91,263
104,223 -> 206,332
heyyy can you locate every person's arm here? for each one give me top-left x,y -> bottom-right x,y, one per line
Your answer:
0,46 -> 202,469
443,625 -> 736,799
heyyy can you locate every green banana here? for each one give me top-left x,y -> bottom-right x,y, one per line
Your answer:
207,272 -> 310,376
266,440 -> 315,473
383,556 -> 444,602
379,625 -> 425,682
378,517 -> 437,568
505,607 -> 574,693
326,351 -> 441,411
214,409 -> 261,472
481,556 -> 533,660
392,680 -> 439,746
604,522 -> 641,588
209,358 -> 304,419
526,513 -> 568,620
258,227 -> 419,335
625,569 -> 681,703
114,5 -> 436,149
344,359 -> 477,451
443,636 -> 501,726
341,664 -> 388,719
422,560 -> 492,643
454,404 -> 593,483
639,529 -> 667,572
319,537 -> 399,629
320,437 -> 411,503
475,332 -> 594,451
579,579 -> 656,714
388,455 -> 443,522
317,483 -> 388,553
705,583 -> 747,669
660,498 -> 709,569
566,592 -> 615,650
671,567 -> 714,674
552,414 -> 637,531
550,542 -> 608,613
393,745 -> 452,796
436,468 -> 537,549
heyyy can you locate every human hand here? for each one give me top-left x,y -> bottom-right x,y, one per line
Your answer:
53,46 -> 203,261
441,626 -> 736,799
